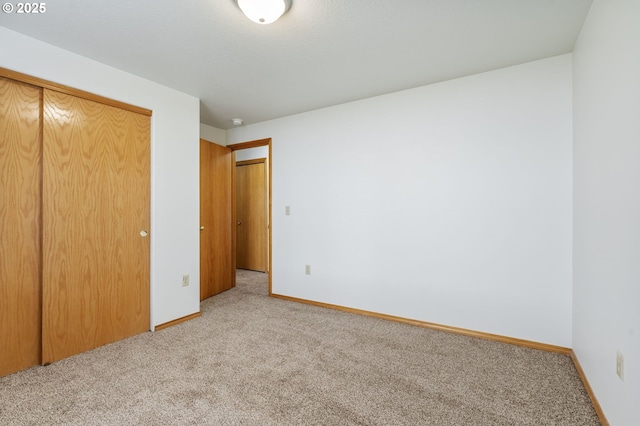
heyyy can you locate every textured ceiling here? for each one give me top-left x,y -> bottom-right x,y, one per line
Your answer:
0,0 -> 592,129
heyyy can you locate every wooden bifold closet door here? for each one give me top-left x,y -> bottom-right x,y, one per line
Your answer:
0,73 -> 151,375
0,77 -> 42,377
42,89 -> 150,364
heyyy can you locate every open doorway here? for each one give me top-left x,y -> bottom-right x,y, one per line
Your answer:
227,139 -> 272,296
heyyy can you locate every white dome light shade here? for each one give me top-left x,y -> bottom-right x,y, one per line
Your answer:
236,0 -> 291,25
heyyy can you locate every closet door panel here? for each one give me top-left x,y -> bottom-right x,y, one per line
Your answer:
42,89 -> 150,364
0,77 -> 42,376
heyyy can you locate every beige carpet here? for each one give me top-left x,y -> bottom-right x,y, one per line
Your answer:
0,270 -> 599,425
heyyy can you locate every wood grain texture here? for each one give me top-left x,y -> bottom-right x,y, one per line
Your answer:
227,138 -> 270,151
231,150 -> 237,289
200,139 -> 234,300
236,160 -> 267,272
0,77 -> 42,376
42,89 -> 150,364
0,67 -> 151,117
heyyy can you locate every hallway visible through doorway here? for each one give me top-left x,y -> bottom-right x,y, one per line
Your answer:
235,269 -> 268,296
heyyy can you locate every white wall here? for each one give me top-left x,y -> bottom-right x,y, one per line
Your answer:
0,27 -> 201,328
573,1 -> 640,424
235,146 -> 269,162
228,55 -> 574,347
200,123 -> 227,145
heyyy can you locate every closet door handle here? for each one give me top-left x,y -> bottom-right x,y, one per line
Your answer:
200,226 -> 205,231
139,230 -> 148,237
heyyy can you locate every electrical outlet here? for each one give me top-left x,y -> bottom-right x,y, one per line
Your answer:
285,206 -> 291,216
305,265 -> 311,275
182,274 -> 189,287
616,351 -> 624,380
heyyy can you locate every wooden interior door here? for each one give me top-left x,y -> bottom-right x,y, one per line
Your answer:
200,139 -> 234,300
42,89 -> 150,364
0,77 -> 42,376
236,159 -> 267,272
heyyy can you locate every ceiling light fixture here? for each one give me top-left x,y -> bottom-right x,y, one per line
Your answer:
235,0 -> 291,25
232,118 -> 244,126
